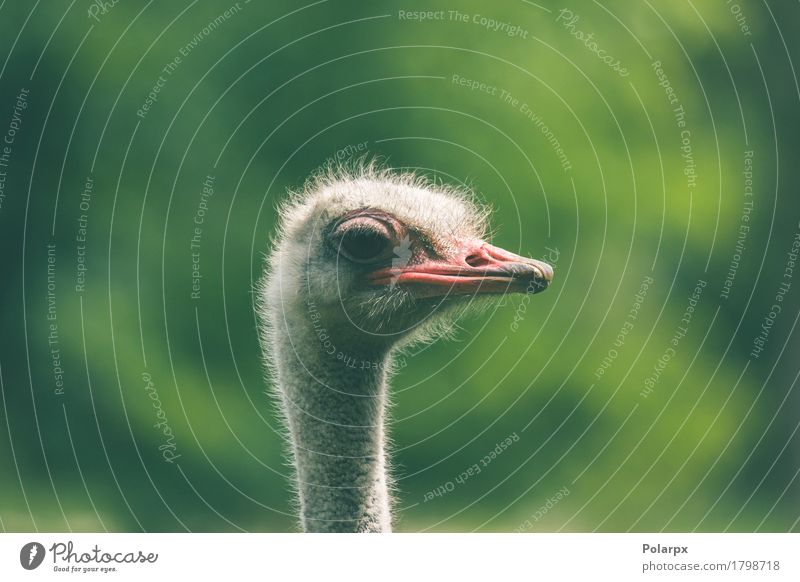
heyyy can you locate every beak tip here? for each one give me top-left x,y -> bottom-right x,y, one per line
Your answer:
530,261 -> 554,287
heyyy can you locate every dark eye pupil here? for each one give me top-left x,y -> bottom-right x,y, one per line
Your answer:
341,229 -> 389,261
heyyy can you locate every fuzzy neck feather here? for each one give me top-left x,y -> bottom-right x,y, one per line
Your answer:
270,312 -> 393,532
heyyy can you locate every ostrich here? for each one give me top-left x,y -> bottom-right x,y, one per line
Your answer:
258,163 -> 553,532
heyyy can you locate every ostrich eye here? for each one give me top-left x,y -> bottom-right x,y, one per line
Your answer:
338,227 -> 394,263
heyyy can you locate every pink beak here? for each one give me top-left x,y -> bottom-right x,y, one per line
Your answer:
368,241 -> 553,297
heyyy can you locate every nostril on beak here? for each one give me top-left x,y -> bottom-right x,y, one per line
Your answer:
465,253 -> 492,268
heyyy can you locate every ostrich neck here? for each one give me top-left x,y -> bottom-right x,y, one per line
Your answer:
272,317 -> 392,532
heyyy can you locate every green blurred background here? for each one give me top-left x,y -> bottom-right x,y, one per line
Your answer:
1,0 -> 798,532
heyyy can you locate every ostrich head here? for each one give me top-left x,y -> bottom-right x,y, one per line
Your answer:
262,163 -> 553,356
259,162 -> 554,532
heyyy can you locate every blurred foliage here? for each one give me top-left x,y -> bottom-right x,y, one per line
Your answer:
0,0 -> 798,532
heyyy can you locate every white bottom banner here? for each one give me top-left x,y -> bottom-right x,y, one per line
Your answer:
0,533 -> 796,581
